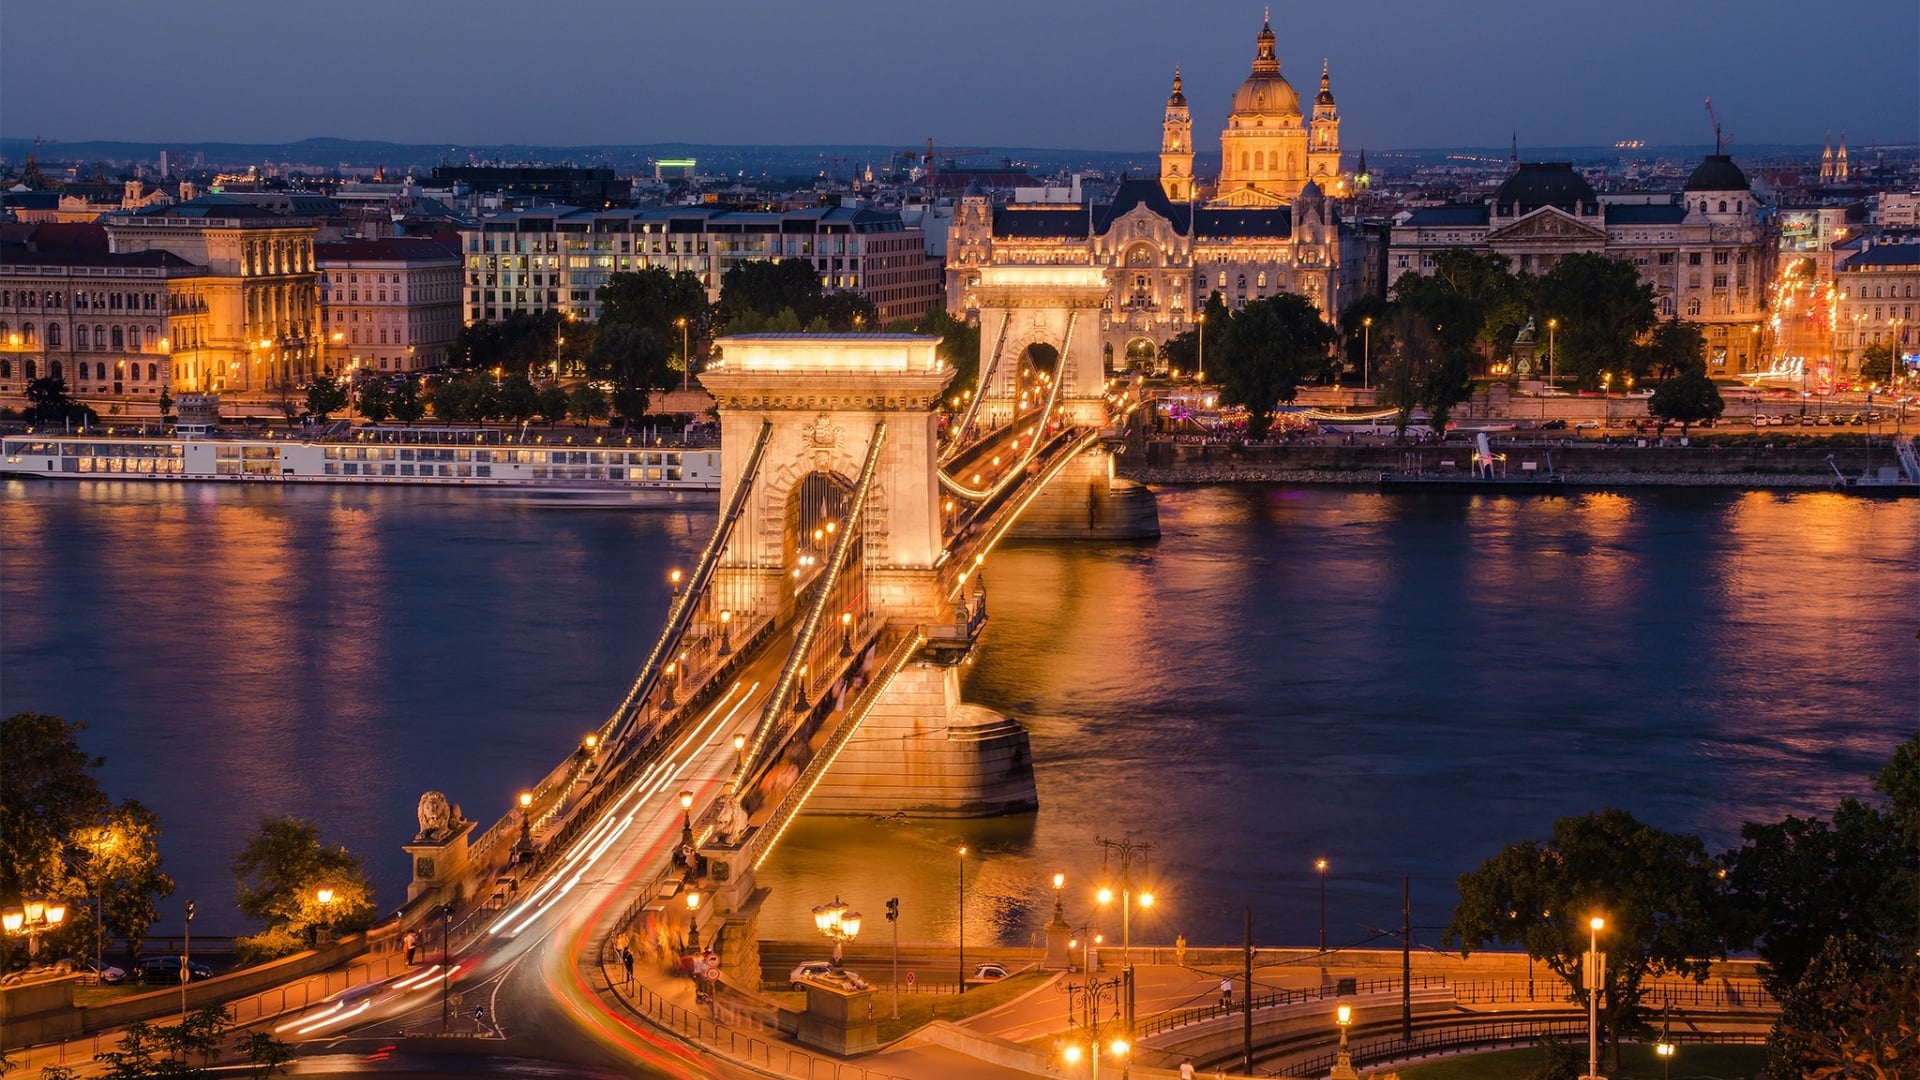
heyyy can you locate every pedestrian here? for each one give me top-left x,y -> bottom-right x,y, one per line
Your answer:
1180,1059 -> 1196,1079
621,946 -> 634,987
403,931 -> 418,966
1175,933 -> 1187,968
1221,977 -> 1232,1009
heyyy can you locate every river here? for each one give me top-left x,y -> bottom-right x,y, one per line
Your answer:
2,479 -> 1913,954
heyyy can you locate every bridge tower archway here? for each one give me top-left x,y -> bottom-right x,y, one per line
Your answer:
971,265 -> 1112,427
701,334 -> 956,624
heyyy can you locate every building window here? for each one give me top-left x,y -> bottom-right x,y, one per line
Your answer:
47,323 -> 60,347
96,362 -> 107,381
148,363 -> 158,381
1686,297 -> 1701,316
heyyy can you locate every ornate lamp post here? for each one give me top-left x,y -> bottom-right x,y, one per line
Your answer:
1095,836 -> 1155,1033
1316,856 -> 1329,953
717,610 -> 733,656
1362,316 -> 1372,390
1,899 -> 67,965
315,887 -> 336,945
812,897 -> 861,970
1547,318 -> 1558,388
1329,1002 -> 1358,1079
1196,311 -> 1206,383
840,610 -> 855,658
518,791 -> 534,848
1655,1037 -> 1675,1080
685,890 -> 702,951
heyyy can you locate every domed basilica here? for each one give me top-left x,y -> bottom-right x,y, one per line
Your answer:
1161,12 -> 1343,206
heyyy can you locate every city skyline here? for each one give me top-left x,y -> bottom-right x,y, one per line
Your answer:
3,0 -> 1916,156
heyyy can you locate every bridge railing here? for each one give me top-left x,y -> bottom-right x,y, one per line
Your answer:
1135,975 -> 1447,1039
1448,976 -> 1776,1010
1276,1020 -> 1768,1078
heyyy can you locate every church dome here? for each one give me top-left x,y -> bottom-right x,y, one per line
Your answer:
1231,17 -> 1300,118
1682,154 -> 1750,193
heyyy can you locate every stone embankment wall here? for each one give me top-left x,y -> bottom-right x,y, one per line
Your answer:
1121,441 -> 1886,489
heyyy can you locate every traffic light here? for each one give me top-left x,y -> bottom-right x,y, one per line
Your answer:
885,897 -> 899,922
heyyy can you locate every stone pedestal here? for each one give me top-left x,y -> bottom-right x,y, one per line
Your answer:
805,661 -> 1037,817
797,977 -> 879,1056
1044,915 -> 1073,971
1007,446 -> 1159,540
403,821 -> 475,904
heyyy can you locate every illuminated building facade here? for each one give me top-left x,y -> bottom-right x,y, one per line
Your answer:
316,238 -> 463,375
1210,15 -> 1343,207
458,205 -> 942,325
1832,240 -> 1919,381
0,224 -> 207,408
1390,157 -> 1774,373
947,178 -> 1343,368
105,196 -> 322,393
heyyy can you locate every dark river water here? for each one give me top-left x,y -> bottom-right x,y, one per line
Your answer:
2,479 -> 1914,955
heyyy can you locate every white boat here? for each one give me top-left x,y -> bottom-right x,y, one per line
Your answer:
1,430 -> 721,501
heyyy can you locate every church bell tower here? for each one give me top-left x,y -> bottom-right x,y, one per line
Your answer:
1307,59 -> 1341,184
1160,66 -> 1194,202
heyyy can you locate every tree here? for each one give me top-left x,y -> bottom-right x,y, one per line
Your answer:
585,323 -> 673,424
1380,306 -> 1441,438
23,375 -> 96,426
455,310 -> 564,375
156,1005 -> 232,1068
0,714 -> 109,907
158,387 -> 174,422
1639,319 -> 1707,382
717,260 -> 828,331
230,815 -> 375,963
536,384 -> 570,425
1767,933 -> 1920,1080
1446,809 -> 1727,1068
1336,293 -> 1395,383
598,267 -> 707,341
1425,248 -> 1533,363
889,305 -> 981,398
237,1029 -> 296,1077
1212,293 -> 1337,440
1858,341 -> 1896,386
568,382 -> 610,426
498,372 -> 539,424
1646,368 -> 1724,435
79,801 -> 175,966
1535,253 -> 1657,388
303,372 -> 348,423
355,379 -> 392,424
390,379 -> 425,426
1421,347 -> 1476,435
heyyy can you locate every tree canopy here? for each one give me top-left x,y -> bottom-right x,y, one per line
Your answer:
1646,368 -> 1724,434
716,259 -> 874,333
1211,293 -> 1337,440
230,815 -> 375,963
1535,253 -> 1658,388
1446,808 -> 1726,1065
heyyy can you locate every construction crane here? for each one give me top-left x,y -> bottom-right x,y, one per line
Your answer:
1704,99 -> 1732,154
907,138 -> 987,188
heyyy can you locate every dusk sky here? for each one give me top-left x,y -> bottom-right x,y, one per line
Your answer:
4,0 -> 1917,153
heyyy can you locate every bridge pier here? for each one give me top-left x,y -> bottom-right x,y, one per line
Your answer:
805,658 -> 1038,817
1007,441 -> 1160,540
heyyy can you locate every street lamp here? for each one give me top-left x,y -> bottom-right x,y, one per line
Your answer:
812,896 -> 860,969
1330,1002 -> 1358,1079
685,890 -> 702,952
718,610 -> 733,656
1,899 -> 67,964
957,845 -> 968,992
181,899 -> 195,1018
1655,1037 -> 1675,1080
1315,857 -> 1330,953
1547,318 -> 1558,388
316,887 -> 336,945
1362,316 -> 1372,390
1095,836 -> 1155,1033
1196,311 -> 1206,382
733,733 -> 747,771
840,610 -> 855,658
518,791 -> 534,847
677,316 -> 691,393
1584,915 -> 1606,1080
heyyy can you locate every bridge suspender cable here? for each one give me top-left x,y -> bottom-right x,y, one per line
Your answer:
939,311 -> 1012,465
938,310 -> 1077,502
602,420 -> 774,756
735,420 -> 889,793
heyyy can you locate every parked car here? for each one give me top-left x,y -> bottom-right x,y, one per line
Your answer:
970,963 -> 1011,981
1539,419 -> 1568,430
790,960 -> 835,988
132,956 -> 212,984
73,958 -> 127,985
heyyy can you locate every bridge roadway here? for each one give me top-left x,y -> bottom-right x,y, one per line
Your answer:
258,400 -> 1111,1075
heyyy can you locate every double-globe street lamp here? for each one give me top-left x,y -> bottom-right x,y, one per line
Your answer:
1094,836 -> 1155,1033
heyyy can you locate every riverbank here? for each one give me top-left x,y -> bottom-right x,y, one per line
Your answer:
1117,440 -> 1908,489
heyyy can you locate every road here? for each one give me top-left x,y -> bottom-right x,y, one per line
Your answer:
271,661 -> 792,1078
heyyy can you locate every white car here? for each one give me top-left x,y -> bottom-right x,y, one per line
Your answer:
971,963 -> 1011,981
790,960 -> 835,988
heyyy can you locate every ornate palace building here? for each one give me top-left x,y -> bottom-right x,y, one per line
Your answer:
1389,157 -> 1775,374
948,14 -> 1353,368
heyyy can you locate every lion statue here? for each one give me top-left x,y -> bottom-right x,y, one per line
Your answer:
416,791 -> 452,840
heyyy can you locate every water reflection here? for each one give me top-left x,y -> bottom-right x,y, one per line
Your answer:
3,480 -> 1913,949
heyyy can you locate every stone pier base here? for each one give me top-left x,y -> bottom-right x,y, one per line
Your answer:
807,662 -> 1037,817
1008,445 -> 1160,540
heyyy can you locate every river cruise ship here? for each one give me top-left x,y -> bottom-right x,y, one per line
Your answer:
1,428 -> 721,502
